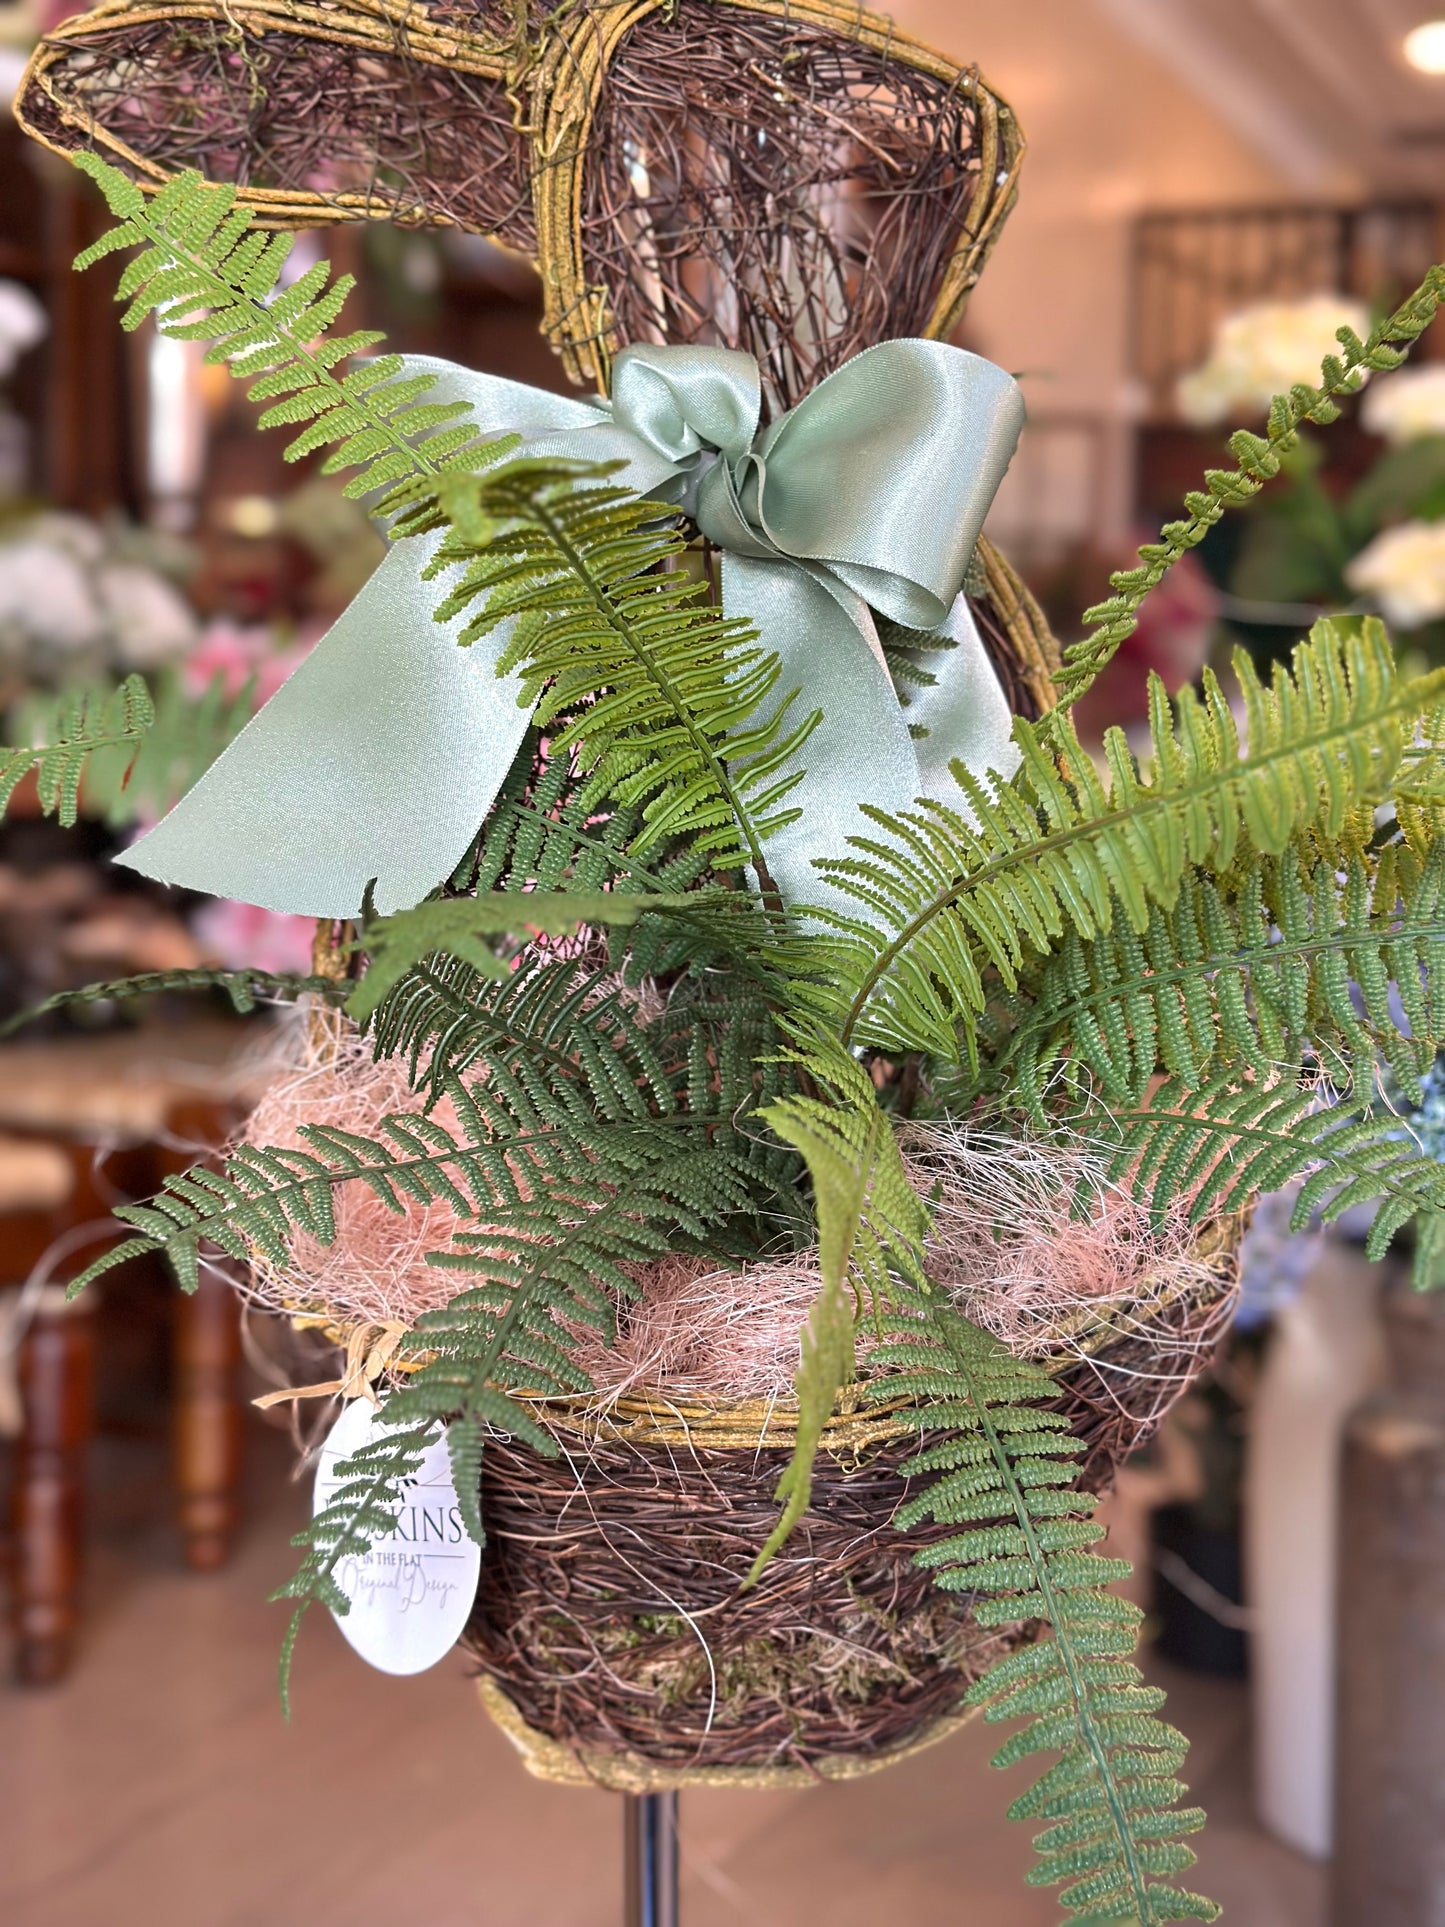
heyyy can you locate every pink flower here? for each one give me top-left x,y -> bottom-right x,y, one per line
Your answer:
191,896 -> 319,976
184,619 -> 318,707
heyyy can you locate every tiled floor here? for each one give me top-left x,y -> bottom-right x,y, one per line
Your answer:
0,1426 -> 1324,1927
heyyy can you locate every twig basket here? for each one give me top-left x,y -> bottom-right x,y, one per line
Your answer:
464,1217 -> 1242,1790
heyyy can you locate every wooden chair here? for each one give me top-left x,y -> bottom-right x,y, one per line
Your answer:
0,1019 -> 262,1682
0,1132 -> 96,1685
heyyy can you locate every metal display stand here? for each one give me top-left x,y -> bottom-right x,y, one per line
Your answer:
624,1792 -> 680,1927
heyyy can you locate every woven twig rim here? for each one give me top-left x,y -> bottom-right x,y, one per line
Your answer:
282,1206 -> 1242,1448
476,1670 -> 989,1790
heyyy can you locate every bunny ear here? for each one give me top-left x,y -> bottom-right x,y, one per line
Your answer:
558,0 -> 1023,409
20,0 -> 1024,410
16,0 -> 536,253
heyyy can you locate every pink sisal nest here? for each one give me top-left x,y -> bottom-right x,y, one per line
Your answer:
238,1015 -> 473,1330
239,1027 -> 1231,1400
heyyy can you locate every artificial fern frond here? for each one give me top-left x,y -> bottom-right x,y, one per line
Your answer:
389,459 -> 817,899
0,966 -> 346,1040
270,1102 -> 770,1689
1082,1073 -> 1445,1285
272,1415 -> 436,1715
792,619 -> 1443,1061
871,1302 -> 1217,1923
748,1040 -> 932,1579
1054,262 -> 1445,712
1004,840 -> 1445,1109
1,674 -> 154,823
347,888 -> 681,1023
73,155 -> 499,499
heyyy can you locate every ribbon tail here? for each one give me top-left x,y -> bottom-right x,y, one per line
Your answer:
118,537 -> 533,918
905,593 -> 1023,816
724,555 -> 922,924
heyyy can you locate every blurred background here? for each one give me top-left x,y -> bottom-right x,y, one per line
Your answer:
1,1 -> 1445,1922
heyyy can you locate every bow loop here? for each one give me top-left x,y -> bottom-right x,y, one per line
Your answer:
117,339 -> 1027,922
609,343 -> 760,472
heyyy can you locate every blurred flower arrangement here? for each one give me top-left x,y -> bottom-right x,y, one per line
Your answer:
0,501 -> 339,999
0,274 -> 46,501
0,278 -> 45,380
1178,300 -> 1445,658
0,509 -> 200,694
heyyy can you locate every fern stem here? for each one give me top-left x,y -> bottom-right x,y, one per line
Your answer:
1053,262 -> 1445,713
529,495 -> 789,929
937,1316 -> 1156,1921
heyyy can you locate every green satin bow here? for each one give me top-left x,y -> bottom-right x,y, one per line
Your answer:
119,338 -> 1024,919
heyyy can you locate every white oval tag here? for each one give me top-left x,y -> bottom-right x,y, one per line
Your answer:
313,1397 -> 482,1676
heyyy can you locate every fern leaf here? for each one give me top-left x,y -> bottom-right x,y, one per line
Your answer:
1005,841 -> 1445,1109
748,1041 -> 932,1579
446,1414 -> 486,1548
871,1303 -> 1218,1923
1055,264 -> 1445,711
1081,1073 -> 1445,1285
72,154 -> 499,500
793,620 -> 1443,1060
387,459 -> 818,902
272,1416 -> 435,1712
1,675 -> 154,824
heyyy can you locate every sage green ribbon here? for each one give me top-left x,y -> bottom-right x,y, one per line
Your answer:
119,339 -> 1024,919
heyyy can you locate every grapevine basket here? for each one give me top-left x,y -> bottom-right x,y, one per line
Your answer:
21,0 -> 1243,1787
458,1216 -> 1243,1791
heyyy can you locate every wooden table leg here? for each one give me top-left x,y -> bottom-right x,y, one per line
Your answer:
12,1290 -> 94,1685
173,1265 -> 243,1572
1332,1277 -> 1445,1923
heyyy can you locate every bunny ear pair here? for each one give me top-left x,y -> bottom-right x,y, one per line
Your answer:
16,0 -> 1022,409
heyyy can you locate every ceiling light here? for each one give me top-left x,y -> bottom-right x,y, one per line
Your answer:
1404,20 -> 1445,73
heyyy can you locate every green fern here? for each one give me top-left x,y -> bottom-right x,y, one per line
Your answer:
271,1117 -> 765,1688
73,155 -> 496,498
0,966 -> 346,1040
455,728 -> 713,899
389,459 -> 816,900
871,1302 -> 1217,1924
80,666 -> 257,826
272,1415 -> 436,1716
1079,1072 -> 1445,1285
788,620 -> 1444,1061
67,952 -> 799,1687
1003,840 -> 1445,1109
1,675 -> 154,823
748,1041 -> 932,1578
445,1414 -> 487,1549
1055,265 -> 1445,712
347,888 -> 685,1023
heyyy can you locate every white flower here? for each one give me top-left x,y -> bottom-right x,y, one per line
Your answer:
96,560 -> 199,668
1361,365 -> 1445,446
1346,520 -> 1445,628
0,279 -> 46,379
24,510 -> 106,565
0,537 -> 103,651
1176,294 -> 1372,426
